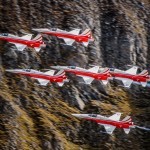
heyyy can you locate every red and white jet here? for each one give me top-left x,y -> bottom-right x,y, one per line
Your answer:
32,28 -> 94,47
51,66 -> 111,85
0,33 -> 46,52
110,66 -> 150,87
72,113 -> 135,134
6,69 -> 68,87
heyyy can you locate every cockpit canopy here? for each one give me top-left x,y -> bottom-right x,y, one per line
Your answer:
51,28 -> 57,31
23,69 -> 31,72
1,33 -> 8,36
88,114 -> 97,117
68,66 -> 76,69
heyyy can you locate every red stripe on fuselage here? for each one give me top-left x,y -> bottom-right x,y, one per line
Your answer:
0,37 -> 42,48
65,69 -> 111,81
85,117 -> 133,129
43,31 -> 90,42
18,72 -> 66,82
111,72 -> 149,82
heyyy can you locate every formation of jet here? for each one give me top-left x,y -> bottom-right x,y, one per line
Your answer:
0,33 -> 45,52
6,69 -> 69,87
50,65 -> 150,87
110,66 -> 150,88
72,113 -> 135,134
32,28 -> 94,47
6,66 -> 149,88
51,66 -> 111,85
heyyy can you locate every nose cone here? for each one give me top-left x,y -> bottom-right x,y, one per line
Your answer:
32,28 -> 40,31
6,69 -> 16,73
51,66 -> 68,70
6,69 -> 23,73
72,114 -> 82,118
32,28 -> 49,32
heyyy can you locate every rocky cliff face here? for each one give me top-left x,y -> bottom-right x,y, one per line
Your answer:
0,0 -> 150,150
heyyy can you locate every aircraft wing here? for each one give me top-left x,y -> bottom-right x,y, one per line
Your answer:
99,124 -> 116,134
121,79 -> 133,87
36,78 -> 49,86
125,66 -> 138,75
108,112 -> 122,121
62,38 -> 75,45
21,34 -> 33,40
69,29 -> 81,35
12,43 -> 27,51
88,66 -> 99,73
78,75 -> 94,84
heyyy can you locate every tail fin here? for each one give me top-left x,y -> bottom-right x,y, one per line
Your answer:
55,70 -> 66,77
32,34 -> 43,42
100,68 -> 110,85
81,29 -> 91,36
139,70 -> 148,76
81,29 -> 94,41
101,68 -> 110,74
122,116 -> 132,123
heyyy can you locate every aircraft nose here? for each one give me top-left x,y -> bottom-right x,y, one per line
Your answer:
50,66 -> 59,69
5,69 -> 15,72
72,114 -> 81,118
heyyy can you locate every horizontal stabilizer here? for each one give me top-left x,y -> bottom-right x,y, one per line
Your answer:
34,47 -> 41,52
82,41 -> 89,47
123,128 -> 130,134
108,112 -> 122,121
63,38 -> 75,45
101,80 -> 108,85
141,82 -> 147,87
69,29 -> 81,35
125,66 -> 138,75
57,82 -> 65,87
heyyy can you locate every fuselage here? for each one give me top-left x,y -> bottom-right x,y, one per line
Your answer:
111,72 -> 149,83
85,117 -> 134,129
0,34 -> 45,48
7,69 -> 66,83
65,68 -> 111,80
43,31 -> 91,42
